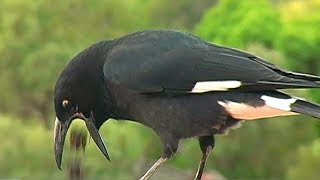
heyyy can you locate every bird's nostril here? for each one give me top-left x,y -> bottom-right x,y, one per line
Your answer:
77,111 -> 90,119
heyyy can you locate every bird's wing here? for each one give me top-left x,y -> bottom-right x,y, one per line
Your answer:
103,42 -> 320,93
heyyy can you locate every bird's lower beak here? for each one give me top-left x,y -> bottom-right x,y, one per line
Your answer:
54,111 -> 110,170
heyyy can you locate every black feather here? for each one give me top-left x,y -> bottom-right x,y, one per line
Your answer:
291,100 -> 320,119
103,30 -> 320,94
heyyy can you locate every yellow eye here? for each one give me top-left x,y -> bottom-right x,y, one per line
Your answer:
62,100 -> 70,108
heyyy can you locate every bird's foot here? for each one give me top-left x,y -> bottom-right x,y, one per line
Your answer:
139,157 -> 167,180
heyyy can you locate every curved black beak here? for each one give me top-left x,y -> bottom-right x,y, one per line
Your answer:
54,111 -> 110,170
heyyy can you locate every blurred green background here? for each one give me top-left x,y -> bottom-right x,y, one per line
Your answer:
0,0 -> 320,179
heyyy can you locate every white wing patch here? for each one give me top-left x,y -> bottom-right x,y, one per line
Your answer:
261,95 -> 297,111
191,81 -> 242,93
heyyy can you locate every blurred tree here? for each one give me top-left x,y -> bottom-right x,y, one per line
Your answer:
0,0 -> 215,127
285,139 -> 320,180
0,0 -> 146,127
143,0 -> 216,30
276,0 -> 320,102
196,0 -> 280,48
0,116 -> 154,179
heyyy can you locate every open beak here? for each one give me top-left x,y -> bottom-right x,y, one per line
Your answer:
54,111 -> 110,170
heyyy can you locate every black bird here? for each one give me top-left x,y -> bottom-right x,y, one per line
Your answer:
54,29 -> 320,180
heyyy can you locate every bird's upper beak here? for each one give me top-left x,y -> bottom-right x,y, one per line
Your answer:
54,111 -> 110,169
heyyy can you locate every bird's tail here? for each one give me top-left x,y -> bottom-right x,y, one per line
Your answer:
291,99 -> 320,119
257,91 -> 320,120
218,91 -> 320,120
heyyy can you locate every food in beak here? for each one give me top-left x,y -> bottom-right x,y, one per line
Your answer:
54,111 -> 110,169
68,120 -> 87,180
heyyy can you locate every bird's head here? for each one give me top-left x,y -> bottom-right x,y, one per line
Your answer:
53,44 -> 111,169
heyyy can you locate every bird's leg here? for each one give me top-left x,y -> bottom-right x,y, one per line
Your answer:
194,136 -> 215,180
138,157 -> 167,180
139,136 -> 179,180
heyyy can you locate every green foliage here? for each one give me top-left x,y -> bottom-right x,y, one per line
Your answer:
276,0 -> 320,103
0,0 -> 148,124
196,0 -> 280,48
213,118 -> 318,179
142,0 -> 215,30
285,139 -> 320,180
0,0 -> 212,125
0,115 -> 159,179
0,115 -> 59,179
